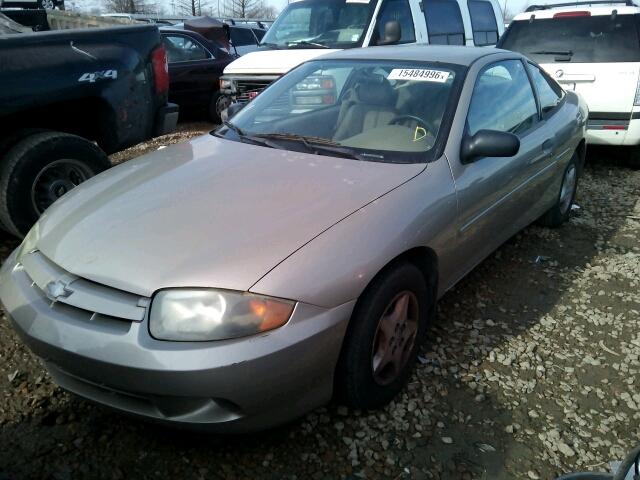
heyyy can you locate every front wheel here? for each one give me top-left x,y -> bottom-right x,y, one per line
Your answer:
0,131 -> 111,237
335,262 -> 431,409
538,153 -> 579,228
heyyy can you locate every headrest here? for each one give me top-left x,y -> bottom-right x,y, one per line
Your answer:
355,75 -> 396,106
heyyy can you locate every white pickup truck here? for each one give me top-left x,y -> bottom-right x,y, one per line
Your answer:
218,0 -> 504,116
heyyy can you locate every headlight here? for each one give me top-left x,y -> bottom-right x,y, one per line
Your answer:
149,289 -> 295,342
220,79 -> 232,90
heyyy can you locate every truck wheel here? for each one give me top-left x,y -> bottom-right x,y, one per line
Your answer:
0,132 -> 111,237
214,94 -> 232,124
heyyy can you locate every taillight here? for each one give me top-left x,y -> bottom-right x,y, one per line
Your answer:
553,11 -> 591,18
151,45 -> 169,95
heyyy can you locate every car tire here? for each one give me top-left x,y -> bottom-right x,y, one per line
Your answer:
538,153 -> 579,228
0,131 -> 111,237
335,261 -> 431,409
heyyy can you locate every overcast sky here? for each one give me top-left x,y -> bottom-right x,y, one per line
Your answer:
82,0 -> 528,21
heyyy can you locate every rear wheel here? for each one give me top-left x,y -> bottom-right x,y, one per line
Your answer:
0,132 -> 111,237
335,262 -> 431,409
538,153 -> 579,228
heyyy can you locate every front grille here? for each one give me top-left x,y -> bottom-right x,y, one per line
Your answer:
236,78 -> 273,102
20,250 -> 149,323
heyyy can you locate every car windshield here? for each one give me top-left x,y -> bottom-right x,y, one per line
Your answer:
499,14 -> 640,63
259,0 -> 378,49
216,59 -> 461,163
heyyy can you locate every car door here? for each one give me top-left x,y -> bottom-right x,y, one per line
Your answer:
525,61 -> 578,214
162,33 -> 226,107
446,58 -> 550,281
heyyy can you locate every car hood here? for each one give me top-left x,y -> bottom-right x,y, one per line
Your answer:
35,135 -> 425,298
223,48 -> 340,75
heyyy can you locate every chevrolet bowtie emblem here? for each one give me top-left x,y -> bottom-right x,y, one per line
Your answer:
46,280 -> 73,300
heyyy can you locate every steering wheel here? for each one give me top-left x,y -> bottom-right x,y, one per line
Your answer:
390,115 -> 430,130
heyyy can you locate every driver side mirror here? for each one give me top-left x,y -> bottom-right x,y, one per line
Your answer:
378,20 -> 402,46
460,130 -> 520,163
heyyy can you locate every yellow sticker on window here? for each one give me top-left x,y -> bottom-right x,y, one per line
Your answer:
414,126 -> 428,142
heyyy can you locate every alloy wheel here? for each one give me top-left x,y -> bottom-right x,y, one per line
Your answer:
371,291 -> 419,386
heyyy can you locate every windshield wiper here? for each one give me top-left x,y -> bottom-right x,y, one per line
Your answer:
259,42 -> 280,49
221,122 -> 282,149
223,120 -> 245,137
253,133 -> 367,161
529,50 -> 573,56
287,40 -> 330,49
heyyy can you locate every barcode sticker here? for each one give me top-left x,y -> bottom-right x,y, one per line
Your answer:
388,69 -> 450,83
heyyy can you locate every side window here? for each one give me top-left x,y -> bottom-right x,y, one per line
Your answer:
528,63 -> 564,117
231,28 -> 258,46
468,60 -> 538,136
162,35 -> 210,63
468,0 -> 499,46
252,28 -> 266,41
423,0 -> 465,45
374,0 -> 416,44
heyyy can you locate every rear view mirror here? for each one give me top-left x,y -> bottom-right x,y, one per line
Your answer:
461,130 -> 520,163
378,20 -> 402,45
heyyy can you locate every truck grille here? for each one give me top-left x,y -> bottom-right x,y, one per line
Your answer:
20,250 -> 149,323
236,78 -> 274,102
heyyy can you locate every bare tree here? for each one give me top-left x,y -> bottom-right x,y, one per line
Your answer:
103,0 -> 154,13
177,0 -> 210,16
222,0 -> 275,18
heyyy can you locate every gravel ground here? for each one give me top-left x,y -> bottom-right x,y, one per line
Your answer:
0,127 -> 638,480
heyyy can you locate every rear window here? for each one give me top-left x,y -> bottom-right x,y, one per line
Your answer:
424,0 -> 466,45
499,14 -> 640,63
231,27 -> 257,46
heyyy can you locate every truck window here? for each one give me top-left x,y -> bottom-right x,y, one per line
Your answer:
423,0 -> 465,45
374,0 -> 416,44
259,0 -> 378,49
231,27 -> 257,46
253,29 -> 266,41
499,15 -> 640,63
468,0 -> 498,46
162,35 -> 210,62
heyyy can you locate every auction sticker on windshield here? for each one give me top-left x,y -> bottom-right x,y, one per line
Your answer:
388,69 -> 450,83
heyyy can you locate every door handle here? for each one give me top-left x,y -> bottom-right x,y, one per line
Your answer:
542,139 -> 555,154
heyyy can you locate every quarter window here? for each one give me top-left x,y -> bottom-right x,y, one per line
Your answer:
162,35 -> 210,62
468,0 -> 498,46
423,0 -> 465,45
528,63 -> 564,117
374,0 -> 416,44
468,60 -> 538,135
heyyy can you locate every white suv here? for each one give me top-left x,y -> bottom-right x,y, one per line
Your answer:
499,1 -> 640,154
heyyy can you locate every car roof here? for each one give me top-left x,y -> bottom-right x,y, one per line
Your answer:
514,3 -> 640,19
316,45 -> 510,67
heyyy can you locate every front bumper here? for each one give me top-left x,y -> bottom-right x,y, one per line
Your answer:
0,250 -> 354,432
154,102 -> 179,137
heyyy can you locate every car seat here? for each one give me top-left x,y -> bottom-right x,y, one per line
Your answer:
333,75 -> 398,141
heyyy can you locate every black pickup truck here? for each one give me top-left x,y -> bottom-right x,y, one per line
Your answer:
0,12 -> 178,236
